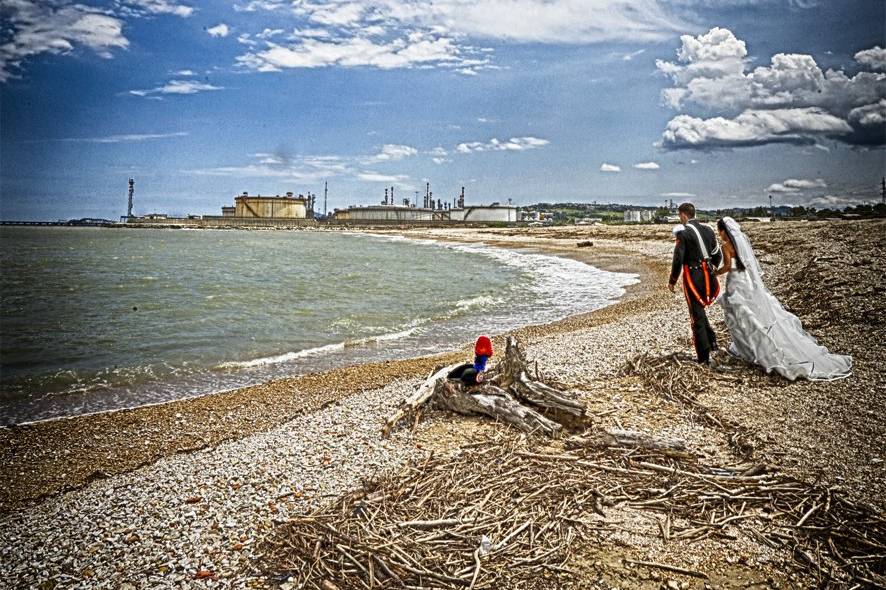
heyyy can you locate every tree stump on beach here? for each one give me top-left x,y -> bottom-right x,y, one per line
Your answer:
382,336 -> 586,437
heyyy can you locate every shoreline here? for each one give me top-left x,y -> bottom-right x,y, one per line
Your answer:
0,230 -> 661,513
1,220 -> 882,589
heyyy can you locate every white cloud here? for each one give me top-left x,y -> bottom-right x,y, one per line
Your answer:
357,171 -> 410,183
848,99 -> 886,127
56,131 -> 188,143
207,23 -> 230,38
600,163 -> 621,172
362,144 -> 418,163
288,0 -> 687,44
455,136 -> 549,153
130,79 -> 223,96
766,178 -> 827,193
658,28 -> 886,148
0,2 -> 129,82
235,0 -> 695,77
661,107 -> 853,149
174,69 -> 196,76
257,28 -> 284,39
661,192 -> 695,197
122,1 -> 194,18
0,1 -> 193,82
237,32 -> 487,73
234,1 -> 286,12
237,34 -> 258,47
855,46 -> 886,72
633,161 -> 660,170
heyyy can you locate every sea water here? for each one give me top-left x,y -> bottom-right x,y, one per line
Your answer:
0,227 -> 637,424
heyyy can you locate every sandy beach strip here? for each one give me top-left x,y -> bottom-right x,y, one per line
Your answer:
1,220 -> 883,589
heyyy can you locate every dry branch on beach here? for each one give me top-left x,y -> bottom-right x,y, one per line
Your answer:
261,432 -> 886,589
382,336 -> 586,437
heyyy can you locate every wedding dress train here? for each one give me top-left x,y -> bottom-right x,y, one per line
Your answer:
718,217 -> 852,381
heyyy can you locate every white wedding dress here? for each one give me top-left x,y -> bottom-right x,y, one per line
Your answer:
718,217 -> 852,381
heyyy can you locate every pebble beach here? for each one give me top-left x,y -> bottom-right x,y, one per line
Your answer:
1,220 -> 883,589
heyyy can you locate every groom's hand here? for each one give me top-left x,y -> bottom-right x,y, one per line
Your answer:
668,282 -> 676,293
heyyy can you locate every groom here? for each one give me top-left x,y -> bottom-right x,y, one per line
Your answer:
668,203 -> 722,364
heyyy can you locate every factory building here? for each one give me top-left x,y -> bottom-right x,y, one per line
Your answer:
333,205 -> 436,222
230,192 -> 308,218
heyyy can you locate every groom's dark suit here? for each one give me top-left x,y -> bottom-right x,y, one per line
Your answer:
670,219 -> 722,363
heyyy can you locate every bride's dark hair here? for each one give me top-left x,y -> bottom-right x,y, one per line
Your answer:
717,219 -> 746,271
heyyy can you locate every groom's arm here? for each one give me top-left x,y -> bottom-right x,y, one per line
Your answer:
669,235 -> 685,290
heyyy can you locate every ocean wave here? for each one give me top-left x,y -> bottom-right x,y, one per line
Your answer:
213,342 -> 346,370
454,294 -> 501,311
214,325 -> 420,370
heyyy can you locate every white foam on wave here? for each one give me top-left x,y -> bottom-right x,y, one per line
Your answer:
213,325 -> 421,370
214,342 -> 346,370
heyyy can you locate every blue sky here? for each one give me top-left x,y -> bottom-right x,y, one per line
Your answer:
1,0 -> 884,220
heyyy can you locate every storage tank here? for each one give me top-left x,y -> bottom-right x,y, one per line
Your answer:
234,192 -> 307,218
333,205 -> 434,222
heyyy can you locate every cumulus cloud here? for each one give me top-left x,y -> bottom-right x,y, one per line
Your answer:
0,0 -> 192,82
0,2 -> 128,82
633,161 -> 660,170
661,192 -> 695,197
766,178 -> 827,193
130,79 -> 223,96
600,163 -> 621,172
855,46 -> 886,71
661,107 -> 852,149
657,28 -> 886,148
455,136 -> 549,154
207,23 -> 230,38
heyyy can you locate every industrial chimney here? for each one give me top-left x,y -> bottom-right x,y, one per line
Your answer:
127,178 -> 134,219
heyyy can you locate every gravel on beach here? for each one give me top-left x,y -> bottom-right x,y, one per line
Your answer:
1,220 -> 883,589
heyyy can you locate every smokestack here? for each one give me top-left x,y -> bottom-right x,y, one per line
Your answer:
459,187 -> 465,209
391,186 -> 394,205
384,188 -> 388,205
437,198 -> 442,210
127,178 -> 134,219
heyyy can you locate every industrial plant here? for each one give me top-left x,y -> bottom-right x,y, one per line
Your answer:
331,185 -> 518,223
122,180 -> 519,227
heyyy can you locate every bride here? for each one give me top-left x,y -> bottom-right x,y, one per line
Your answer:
715,217 -> 852,381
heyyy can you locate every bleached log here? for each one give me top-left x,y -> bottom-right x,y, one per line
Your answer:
565,429 -> 689,457
382,363 -> 461,437
381,336 -> 583,437
433,380 -> 562,437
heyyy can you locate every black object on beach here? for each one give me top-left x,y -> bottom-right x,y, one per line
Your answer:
447,363 -> 481,386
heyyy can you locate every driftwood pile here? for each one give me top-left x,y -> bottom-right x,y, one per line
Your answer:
621,351 -> 763,458
262,431 -> 886,589
383,336 -> 585,438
